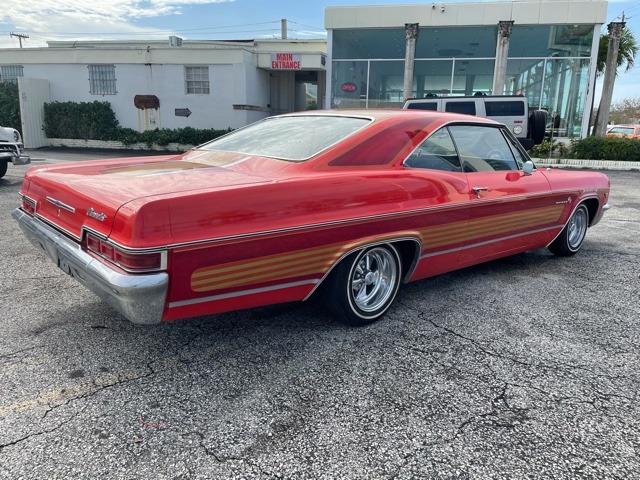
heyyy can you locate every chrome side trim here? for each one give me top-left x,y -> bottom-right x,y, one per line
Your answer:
169,280 -> 318,309
166,193 -> 553,253
420,225 -> 561,259
46,196 -> 76,213
12,208 -> 168,325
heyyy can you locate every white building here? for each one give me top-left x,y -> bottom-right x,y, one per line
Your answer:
1,0 -> 611,146
0,38 -> 326,148
324,0 -> 608,139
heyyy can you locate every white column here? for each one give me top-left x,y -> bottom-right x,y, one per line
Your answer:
492,21 -> 514,95
403,23 -> 419,101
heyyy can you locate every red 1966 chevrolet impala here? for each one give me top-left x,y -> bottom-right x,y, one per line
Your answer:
13,110 -> 610,326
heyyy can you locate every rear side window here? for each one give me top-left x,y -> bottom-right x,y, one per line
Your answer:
445,102 -> 476,115
406,102 -> 438,111
404,127 -> 461,172
485,101 -> 525,117
608,127 -> 635,135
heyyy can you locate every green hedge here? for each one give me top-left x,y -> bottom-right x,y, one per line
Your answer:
0,82 -> 21,132
44,101 -> 118,140
113,126 -> 232,147
569,136 -> 640,161
44,100 -> 231,147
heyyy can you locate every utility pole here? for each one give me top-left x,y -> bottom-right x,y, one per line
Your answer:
10,32 -> 29,48
281,18 -> 288,40
595,20 -> 625,137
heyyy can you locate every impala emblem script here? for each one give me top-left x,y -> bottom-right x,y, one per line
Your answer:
87,208 -> 107,222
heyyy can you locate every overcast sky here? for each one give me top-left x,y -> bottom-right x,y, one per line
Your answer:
1,0 -> 638,103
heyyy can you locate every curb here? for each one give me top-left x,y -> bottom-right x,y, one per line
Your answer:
532,157 -> 640,171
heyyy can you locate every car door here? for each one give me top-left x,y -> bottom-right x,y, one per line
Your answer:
401,126 -> 470,280
447,124 -> 557,265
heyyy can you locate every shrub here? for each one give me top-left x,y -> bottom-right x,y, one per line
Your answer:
528,139 -> 555,157
569,136 -> 640,161
528,139 -> 569,158
44,100 -> 232,147
44,101 -> 118,140
0,82 -> 21,132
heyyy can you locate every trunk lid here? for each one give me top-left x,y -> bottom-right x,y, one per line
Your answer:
26,152 -> 282,239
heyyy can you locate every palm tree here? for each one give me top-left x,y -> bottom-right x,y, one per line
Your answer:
591,26 -> 639,135
596,27 -> 638,75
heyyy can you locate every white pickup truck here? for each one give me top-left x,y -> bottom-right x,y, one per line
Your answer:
0,126 -> 30,178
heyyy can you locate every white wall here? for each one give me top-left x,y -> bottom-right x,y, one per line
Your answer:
21,60 -> 269,131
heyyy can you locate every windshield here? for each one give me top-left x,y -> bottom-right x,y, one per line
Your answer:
198,115 -> 371,161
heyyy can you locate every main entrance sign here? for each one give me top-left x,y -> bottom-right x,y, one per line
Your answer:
271,53 -> 302,70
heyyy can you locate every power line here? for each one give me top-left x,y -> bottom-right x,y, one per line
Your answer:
288,21 -> 324,30
1,21 -> 280,37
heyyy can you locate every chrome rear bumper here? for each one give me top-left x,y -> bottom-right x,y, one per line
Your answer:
12,208 -> 168,325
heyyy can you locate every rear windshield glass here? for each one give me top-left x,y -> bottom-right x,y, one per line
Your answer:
199,116 -> 371,161
608,127 -> 634,135
485,101 -> 525,117
445,101 -> 476,115
406,102 -> 438,111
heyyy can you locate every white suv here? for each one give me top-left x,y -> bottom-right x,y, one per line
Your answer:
0,126 -> 30,178
403,95 -> 547,150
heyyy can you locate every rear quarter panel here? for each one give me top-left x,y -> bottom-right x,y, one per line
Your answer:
539,168 -> 610,226
161,169 -> 470,321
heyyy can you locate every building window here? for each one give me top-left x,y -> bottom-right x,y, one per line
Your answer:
0,64 -> 24,83
88,64 -> 117,95
185,66 -> 210,94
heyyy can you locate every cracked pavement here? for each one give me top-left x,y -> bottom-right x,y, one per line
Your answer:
1,160 -> 639,479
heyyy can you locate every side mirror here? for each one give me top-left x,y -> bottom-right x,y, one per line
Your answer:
522,160 -> 535,176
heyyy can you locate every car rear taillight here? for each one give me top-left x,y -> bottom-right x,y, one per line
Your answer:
114,250 -> 163,271
85,232 -> 164,272
22,196 -> 36,215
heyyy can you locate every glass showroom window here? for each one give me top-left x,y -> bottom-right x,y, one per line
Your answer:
506,57 -> 590,138
331,61 -> 368,108
509,25 -> 594,58
88,64 -> 117,95
367,60 -> 405,108
0,64 -> 24,83
185,66 -> 210,94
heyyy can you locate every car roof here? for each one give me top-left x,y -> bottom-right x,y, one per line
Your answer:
277,108 -> 500,126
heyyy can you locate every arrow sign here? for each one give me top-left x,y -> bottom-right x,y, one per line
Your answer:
175,108 -> 192,117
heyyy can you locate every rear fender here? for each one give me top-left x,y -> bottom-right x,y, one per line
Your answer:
305,233 -> 422,300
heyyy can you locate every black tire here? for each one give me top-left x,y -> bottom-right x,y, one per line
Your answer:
326,244 -> 402,326
0,161 -> 7,179
549,205 -> 589,256
529,110 -> 547,145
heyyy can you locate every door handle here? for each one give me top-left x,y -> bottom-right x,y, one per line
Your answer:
472,187 -> 489,198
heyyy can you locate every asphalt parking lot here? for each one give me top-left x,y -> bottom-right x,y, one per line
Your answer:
1,156 -> 639,479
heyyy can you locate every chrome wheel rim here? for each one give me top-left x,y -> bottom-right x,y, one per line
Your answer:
350,247 -> 398,313
568,208 -> 588,249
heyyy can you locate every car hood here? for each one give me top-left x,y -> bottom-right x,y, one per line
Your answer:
24,151 -> 286,239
